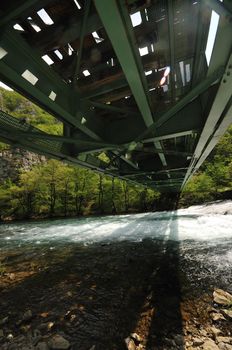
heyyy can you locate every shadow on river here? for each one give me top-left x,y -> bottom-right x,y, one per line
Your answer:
0,199 -> 232,349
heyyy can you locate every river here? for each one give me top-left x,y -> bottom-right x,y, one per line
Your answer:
0,200 -> 232,349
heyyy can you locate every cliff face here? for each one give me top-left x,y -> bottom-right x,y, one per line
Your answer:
0,147 -> 46,183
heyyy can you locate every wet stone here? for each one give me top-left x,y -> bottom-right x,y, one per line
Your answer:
216,337 -> 232,345
203,339 -> 220,350
211,326 -> 222,337
23,310 -> 33,321
35,342 -> 49,350
48,334 -> 70,349
174,334 -> 183,345
192,337 -> 204,346
0,317 -> 9,326
213,290 -> 232,306
218,344 -> 232,350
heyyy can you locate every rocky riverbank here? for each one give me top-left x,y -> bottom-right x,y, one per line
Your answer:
0,239 -> 231,350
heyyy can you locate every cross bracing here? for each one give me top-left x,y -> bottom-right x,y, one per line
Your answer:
0,0 -> 231,192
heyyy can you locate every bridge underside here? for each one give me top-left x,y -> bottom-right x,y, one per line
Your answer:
0,0 -> 231,192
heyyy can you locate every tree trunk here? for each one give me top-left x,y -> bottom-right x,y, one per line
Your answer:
98,174 -> 104,214
49,182 -> 56,215
111,177 -> 117,214
123,181 -> 129,212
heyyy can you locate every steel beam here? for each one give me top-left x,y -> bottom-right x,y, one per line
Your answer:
182,54 -> 232,188
167,0 -> 175,100
0,0 -> 48,27
73,0 -> 91,83
85,100 -> 140,118
142,130 -> 198,144
0,127 -> 118,150
94,0 -> 153,128
204,0 -> 232,18
0,29 -> 102,140
136,67 -> 224,142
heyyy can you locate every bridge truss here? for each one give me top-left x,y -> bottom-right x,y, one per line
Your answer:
0,0 -> 231,192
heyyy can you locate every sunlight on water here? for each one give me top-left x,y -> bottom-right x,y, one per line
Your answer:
0,201 -> 232,246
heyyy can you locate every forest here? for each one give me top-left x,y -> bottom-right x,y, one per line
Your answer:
0,87 -> 231,220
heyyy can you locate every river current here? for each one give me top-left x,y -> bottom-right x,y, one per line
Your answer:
0,201 -> 232,349
1,200 -> 232,245
1,200 -> 232,288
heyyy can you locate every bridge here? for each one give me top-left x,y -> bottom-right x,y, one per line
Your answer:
0,0 -> 231,192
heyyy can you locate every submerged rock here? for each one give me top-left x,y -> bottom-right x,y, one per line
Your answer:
130,332 -> 143,342
222,309 -> 232,319
211,312 -> 226,321
125,337 -> 136,350
216,337 -> 232,345
35,342 -> 49,350
203,339 -> 220,350
210,326 -> 222,337
48,334 -> 70,349
23,309 -> 33,321
213,289 -> 232,306
218,343 -> 232,350
192,337 -> 204,346
0,316 -> 9,325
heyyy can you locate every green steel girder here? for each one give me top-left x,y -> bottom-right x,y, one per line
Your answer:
182,54 -> 232,188
0,0 -> 50,27
85,100 -> 140,118
105,96 -> 202,144
182,12 -> 232,188
0,29 -> 102,141
142,130 -> 199,144
121,167 -> 188,176
94,0 -> 168,168
73,0 -> 92,84
81,76 -> 129,99
136,67 -> 224,142
193,97 -> 232,173
0,127 -> 119,152
133,148 -> 192,158
0,0 -> 231,193
27,13 -> 103,53
204,0 -> 232,19
191,2 -> 210,86
0,126 -> 109,171
94,0 -> 154,128
167,0 -> 175,100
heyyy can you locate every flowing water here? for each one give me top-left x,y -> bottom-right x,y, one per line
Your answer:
1,200 -> 232,291
0,201 -> 232,349
1,200 -> 232,245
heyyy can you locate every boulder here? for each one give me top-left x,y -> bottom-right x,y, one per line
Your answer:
203,339 -> 220,350
222,309 -> 232,319
216,337 -> 232,345
210,326 -> 222,337
218,343 -> 232,350
211,312 -> 226,321
125,337 -> 136,350
35,342 -> 49,350
23,310 -> 33,321
213,289 -> 232,306
48,334 -> 70,349
192,337 -> 204,346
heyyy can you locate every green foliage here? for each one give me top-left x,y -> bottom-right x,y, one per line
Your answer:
0,159 -> 159,219
0,87 -> 62,134
0,88 -> 231,215
180,125 -> 232,206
